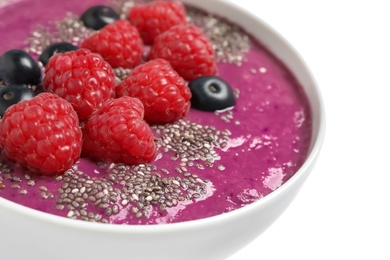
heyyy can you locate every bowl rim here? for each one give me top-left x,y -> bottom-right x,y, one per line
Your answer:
0,0 -> 326,234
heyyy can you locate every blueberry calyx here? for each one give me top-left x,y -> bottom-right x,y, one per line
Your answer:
39,42 -> 78,66
0,85 -> 36,116
0,49 -> 41,86
188,76 -> 236,112
81,5 -> 120,30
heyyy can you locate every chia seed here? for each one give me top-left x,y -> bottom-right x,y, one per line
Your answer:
19,189 -> 28,195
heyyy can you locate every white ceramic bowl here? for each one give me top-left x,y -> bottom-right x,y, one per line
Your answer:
0,0 -> 325,259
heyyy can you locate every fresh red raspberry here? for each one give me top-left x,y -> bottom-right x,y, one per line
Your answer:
43,48 -> 116,121
82,96 -> 157,165
149,24 -> 217,81
0,93 -> 82,176
116,59 -> 191,124
128,1 -> 187,44
81,20 -> 143,69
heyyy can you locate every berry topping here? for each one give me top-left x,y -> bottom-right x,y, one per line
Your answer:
0,49 -> 41,85
0,85 -> 35,117
81,20 -> 143,69
149,24 -> 217,81
116,59 -> 191,124
43,48 -> 116,121
80,5 -> 120,30
188,76 -> 236,111
0,93 -> 82,176
82,96 -> 157,165
128,0 -> 187,44
39,42 -> 79,66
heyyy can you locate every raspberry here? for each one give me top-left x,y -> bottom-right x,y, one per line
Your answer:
149,24 -> 217,81
116,59 -> 191,124
43,48 -> 116,121
0,93 -> 82,176
82,96 -> 157,165
128,1 -> 187,44
81,20 -> 143,69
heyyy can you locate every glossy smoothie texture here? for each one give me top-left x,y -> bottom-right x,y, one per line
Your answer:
0,0 -> 312,224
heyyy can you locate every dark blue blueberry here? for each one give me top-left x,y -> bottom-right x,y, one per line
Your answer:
81,5 -> 120,30
0,49 -> 41,85
39,42 -> 78,66
188,76 -> 236,112
0,85 -> 36,116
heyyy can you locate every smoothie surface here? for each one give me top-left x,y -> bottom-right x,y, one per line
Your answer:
0,0 -> 312,224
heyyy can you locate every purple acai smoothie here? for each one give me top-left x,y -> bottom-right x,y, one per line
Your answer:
0,0 -> 312,224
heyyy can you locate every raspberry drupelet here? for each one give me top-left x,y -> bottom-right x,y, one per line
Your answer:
150,24 -> 217,81
81,19 -> 143,69
43,48 -> 116,121
116,59 -> 192,125
0,93 -> 82,176
128,0 -> 187,44
82,96 -> 157,165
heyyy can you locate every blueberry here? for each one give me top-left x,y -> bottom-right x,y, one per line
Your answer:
81,5 -> 120,30
188,76 -> 236,112
39,42 -> 78,66
0,49 -> 41,85
0,85 -> 36,116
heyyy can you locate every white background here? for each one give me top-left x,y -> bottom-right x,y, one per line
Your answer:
227,1 -> 390,259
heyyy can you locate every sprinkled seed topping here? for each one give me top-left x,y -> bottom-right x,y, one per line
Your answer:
153,119 -> 229,168
0,161 -> 12,174
111,0 -> 143,19
113,67 -> 133,83
27,180 -> 36,186
186,7 -> 251,65
214,107 -> 237,124
52,162 -> 210,222
25,13 -> 94,58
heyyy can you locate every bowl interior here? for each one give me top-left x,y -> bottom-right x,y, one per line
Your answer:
0,0 -> 325,259
0,0 -> 325,230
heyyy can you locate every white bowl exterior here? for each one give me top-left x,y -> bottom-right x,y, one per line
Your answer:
0,1 -> 325,259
